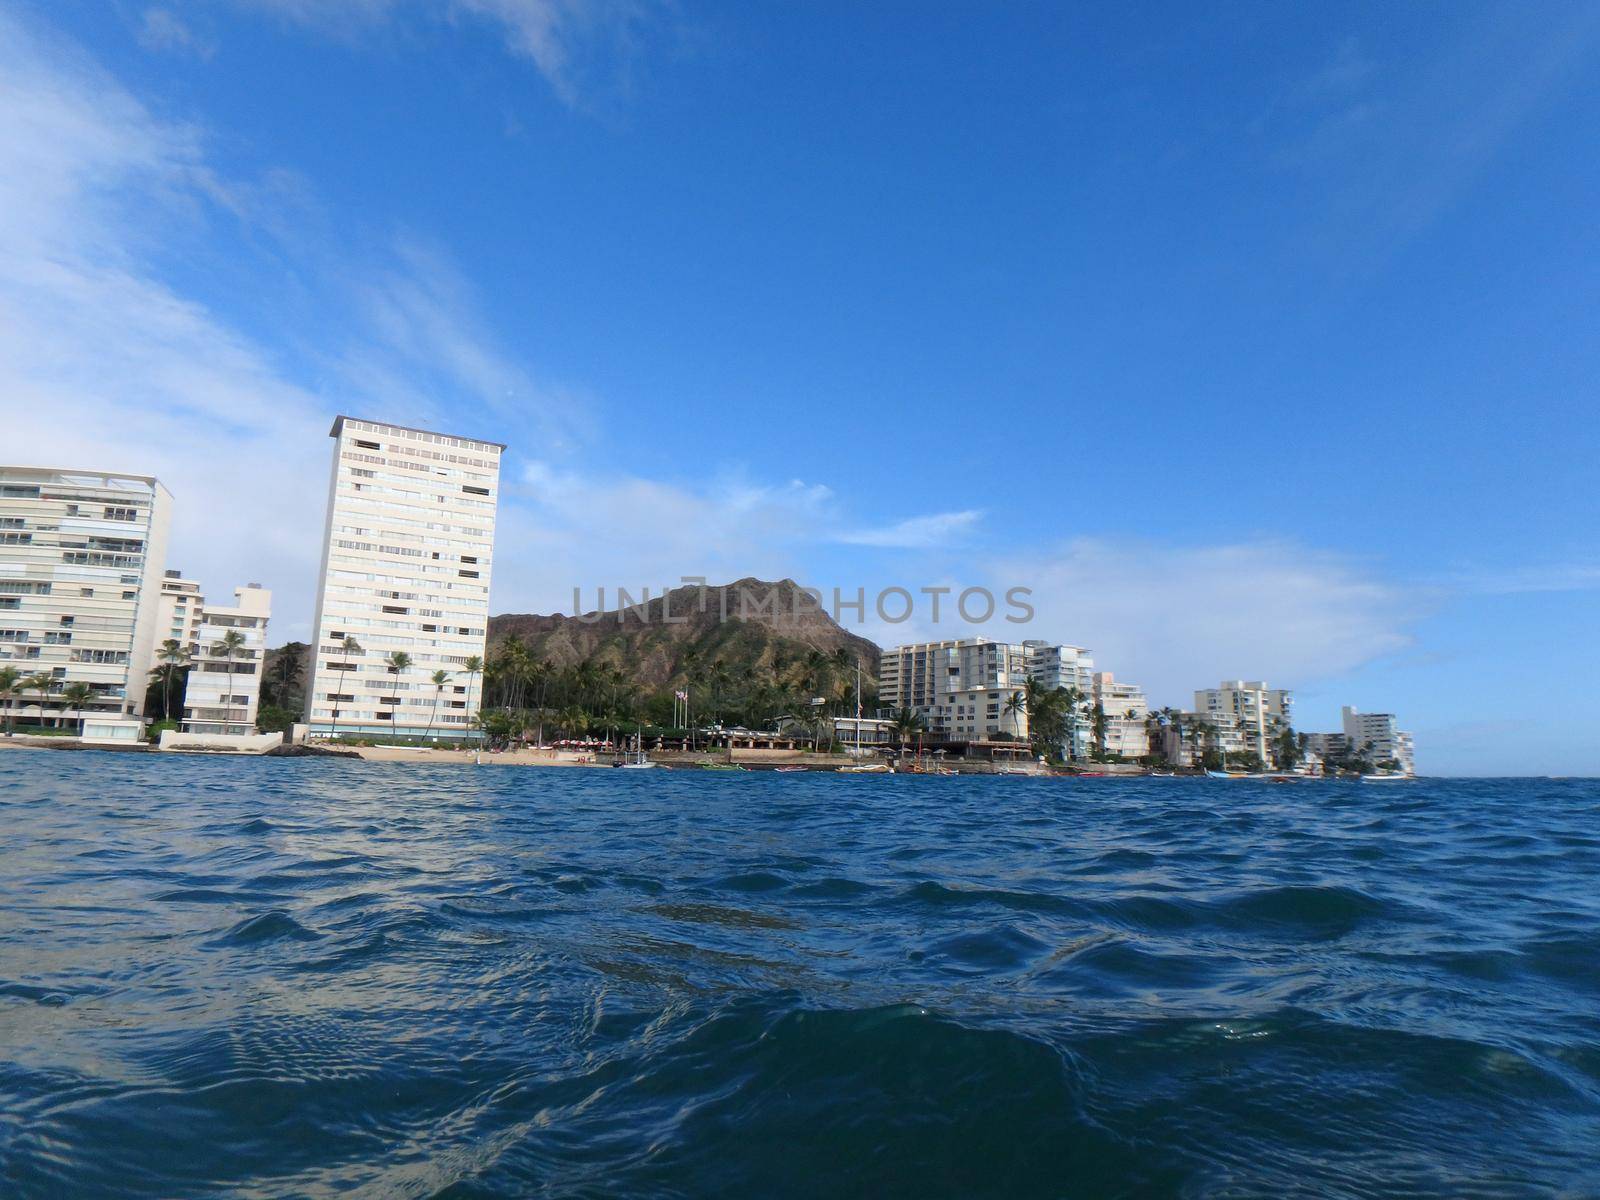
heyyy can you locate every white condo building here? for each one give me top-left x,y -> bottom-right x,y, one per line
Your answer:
305,417 -> 502,739
1341,706 -> 1415,775
0,467 -> 172,728
1024,641 -> 1096,758
878,638 -> 1031,740
153,571 -> 273,733
184,584 -> 271,735
1092,671 -> 1150,758
1194,680 -> 1292,763
154,571 -> 205,650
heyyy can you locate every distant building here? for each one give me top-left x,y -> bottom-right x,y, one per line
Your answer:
1179,709 -> 1255,763
1340,706 -> 1415,774
1303,732 -> 1347,762
182,584 -> 271,735
1092,671 -> 1149,758
154,570 -> 204,651
1194,680 -> 1292,763
877,638 -> 1031,740
0,466 -> 172,726
304,416 -> 503,739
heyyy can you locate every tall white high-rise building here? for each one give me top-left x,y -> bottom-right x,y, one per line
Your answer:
304,417 -> 502,739
0,466 -> 172,726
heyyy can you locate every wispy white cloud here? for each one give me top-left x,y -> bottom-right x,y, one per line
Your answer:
137,8 -> 217,58
984,538 -> 1420,707
0,8 -> 577,638
496,462 -> 836,612
835,510 -> 983,549
1268,7 -> 1600,266
236,0 -> 670,106
1444,562 -> 1600,596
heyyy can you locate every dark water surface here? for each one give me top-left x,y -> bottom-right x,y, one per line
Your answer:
2,754 -> 1598,1198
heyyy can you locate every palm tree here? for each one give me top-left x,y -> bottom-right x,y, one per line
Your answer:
155,638 -> 190,721
22,672 -> 52,728
709,659 -> 732,722
890,706 -> 925,751
1002,689 -> 1027,740
212,629 -> 248,731
461,654 -> 483,744
384,651 -> 413,733
267,645 -> 304,710
330,636 -> 363,730
558,705 -> 589,741
61,681 -> 93,732
425,668 -> 451,740
0,666 -> 19,736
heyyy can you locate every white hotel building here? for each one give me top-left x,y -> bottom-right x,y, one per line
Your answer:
304,417 -> 502,739
0,467 -> 172,730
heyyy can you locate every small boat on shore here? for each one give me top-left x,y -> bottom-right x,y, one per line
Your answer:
838,763 -> 892,773
775,765 -> 808,773
613,735 -> 657,769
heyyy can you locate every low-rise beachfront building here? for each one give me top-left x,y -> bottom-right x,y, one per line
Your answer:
775,714 -> 897,746
878,638 -> 1032,740
1340,706 -> 1415,774
0,466 -> 172,726
182,584 -> 271,735
1194,680 -> 1292,764
1092,671 -> 1150,758
304,416 -> 503,740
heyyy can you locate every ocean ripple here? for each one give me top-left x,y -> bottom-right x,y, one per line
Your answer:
1,755 -> 1598,1197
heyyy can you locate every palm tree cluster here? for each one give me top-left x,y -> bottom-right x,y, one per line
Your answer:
1008,679 -> 1098,761
473,635 -> 875,749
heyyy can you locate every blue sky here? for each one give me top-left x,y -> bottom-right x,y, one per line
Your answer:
3,1 -> 1598,773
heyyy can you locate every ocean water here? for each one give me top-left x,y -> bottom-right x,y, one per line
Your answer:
1,755 -> 1597,1198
